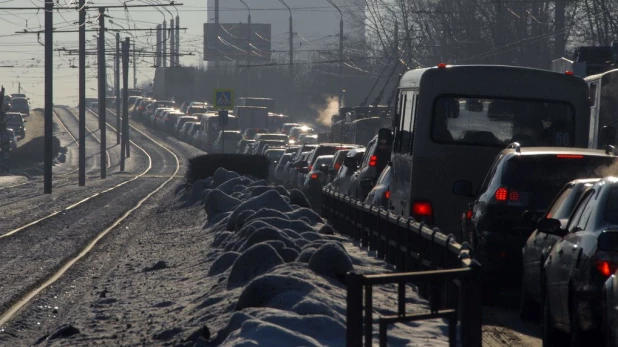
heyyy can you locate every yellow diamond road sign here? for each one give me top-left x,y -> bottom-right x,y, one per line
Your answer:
213,88 -> 234,110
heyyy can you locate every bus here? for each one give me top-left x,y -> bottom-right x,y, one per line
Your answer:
585,68 -> 618,149
389,64 -> 590,240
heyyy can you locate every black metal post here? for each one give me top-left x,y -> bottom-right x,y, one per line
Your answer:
98,7 -> 106,179
115,32 -> 120,145
44,0 -> 53,194
460,261 -> 482,347
346,272 -> 363,347
78,0 -> 86,186
121,38 -> 129,170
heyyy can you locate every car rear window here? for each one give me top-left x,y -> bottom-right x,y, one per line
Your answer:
502,155 -> 615,209
6,114 -> 22,122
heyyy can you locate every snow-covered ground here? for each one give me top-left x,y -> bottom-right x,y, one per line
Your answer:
177,167 -> 449,346
0,175 -> 28,187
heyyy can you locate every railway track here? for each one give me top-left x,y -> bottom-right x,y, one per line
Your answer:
0,107 -> 180,329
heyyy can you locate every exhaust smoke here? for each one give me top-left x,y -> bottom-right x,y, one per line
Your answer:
313,96 -> 339,127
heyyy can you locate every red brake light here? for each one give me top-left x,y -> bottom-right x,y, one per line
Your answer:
565,71 -> 574,75
596,260 -> 615,277
310,173 -> 318,179
508,190 -> 520,201
495,187 -> 508,201
466,210 -> 473,220
437,63 -> 447,68
412,201 -> 433,218
384,190 -> 390,199
556,154 -> 583,159
335,163 -> 341,170
369,155 -> 377,167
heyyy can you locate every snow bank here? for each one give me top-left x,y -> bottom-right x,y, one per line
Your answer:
179,167 -> 449,347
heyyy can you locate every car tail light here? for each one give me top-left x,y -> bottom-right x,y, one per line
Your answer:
369,155 -> 377,167
494,187 -> 519,202
310,173 -> 318,179
495,187 -> 508,201
465,209 -> 473,220
384,190 -> 390,199
334,163 -> 341,170
595,260 -> 617,277
412,201 -> 433,223
556,154 -> 583,159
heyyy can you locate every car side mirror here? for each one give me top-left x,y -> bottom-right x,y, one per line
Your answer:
452,180 -> 474,197
537,218 -> 566,236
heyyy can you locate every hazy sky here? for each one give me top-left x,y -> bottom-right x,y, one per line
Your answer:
0,0 -> 354,108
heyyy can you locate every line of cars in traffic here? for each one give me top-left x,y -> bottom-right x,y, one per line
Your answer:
1,93 -> 30,151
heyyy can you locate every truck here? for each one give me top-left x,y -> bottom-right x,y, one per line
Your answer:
234,106 -> 269,131
237,97 -> 276,113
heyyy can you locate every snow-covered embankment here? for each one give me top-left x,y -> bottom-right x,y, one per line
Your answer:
180,167 -> 449,346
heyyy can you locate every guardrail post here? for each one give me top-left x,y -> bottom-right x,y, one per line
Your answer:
460,260 -> 482,347
346,271 -> 363,347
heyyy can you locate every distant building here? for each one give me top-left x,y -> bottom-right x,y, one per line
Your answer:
204,0 -> 365,66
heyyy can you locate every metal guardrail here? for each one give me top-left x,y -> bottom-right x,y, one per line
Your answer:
320,188 -> 482,347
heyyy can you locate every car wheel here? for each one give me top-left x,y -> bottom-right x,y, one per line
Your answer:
519,275 -> 536,321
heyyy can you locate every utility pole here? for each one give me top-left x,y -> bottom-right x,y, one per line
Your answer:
327,0 -> 343,107
133,41 -> 137,88
156,24 -> 162,67
175,15 -> 180,67
240,0 -> 251,96
78,0 -> 86,186
0,87 -> 9,175
170,18 -> 175,67
121,38 -> 129,170
124,38 -> 130,158
44,0 -> 53,193
98,7 -> 107,179
115,32 -> 120,145
214,0 -> 219,69
162,20 -> 167,68
278,1 -> 293,82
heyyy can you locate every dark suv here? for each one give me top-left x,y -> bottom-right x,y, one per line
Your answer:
348,128 -> 393,201
457,143 -> 618,291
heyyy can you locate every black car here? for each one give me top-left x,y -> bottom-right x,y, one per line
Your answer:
458,143 -> 618,293
520,178 -> 599,320
5,112 -> 26,138
348,129 -> 393,201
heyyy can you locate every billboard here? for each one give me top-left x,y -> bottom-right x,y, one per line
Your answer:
203,23 -> 272,64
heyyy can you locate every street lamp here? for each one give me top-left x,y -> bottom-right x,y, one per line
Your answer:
326,0 -> 344,107
239,0 -> 252,95
278,0 -> 293,78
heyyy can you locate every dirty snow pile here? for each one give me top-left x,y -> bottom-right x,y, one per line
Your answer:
178,167 -> 449,346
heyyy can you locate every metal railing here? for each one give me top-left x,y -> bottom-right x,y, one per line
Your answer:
321,188 -> 482,347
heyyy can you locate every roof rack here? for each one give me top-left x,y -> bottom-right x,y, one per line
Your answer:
506,142 -> 521,153
606,145 -> 615,155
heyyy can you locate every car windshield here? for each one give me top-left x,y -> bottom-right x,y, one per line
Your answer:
546,184 -> 591,220
433,96 -> 575,147
266,150 -> 285,161
11,98 -> 28,107
313,156 -> 334,169
258,134 -> 287,141
6,114 -> 22,122
503,155 -> 616,209
222,132 -> 242,140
